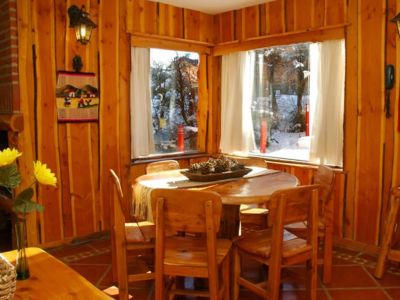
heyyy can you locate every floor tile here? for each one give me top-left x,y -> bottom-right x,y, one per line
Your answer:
329,289 -> 390,300
385,288 -> 400,299
324,265 -> 379,288
365,267 -> 400,288
43,237 -> 400,300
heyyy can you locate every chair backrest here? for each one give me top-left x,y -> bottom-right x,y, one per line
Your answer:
268,185 -> 319,245
225,155 -> 268,168
313,165 -> 335,215
150,189 -> 222,234
110,169 -> 125,229
146,160 -> 180,174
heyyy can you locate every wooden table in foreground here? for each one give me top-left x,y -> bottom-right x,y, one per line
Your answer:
2,247 -> 111,300
134,169 -> 299,238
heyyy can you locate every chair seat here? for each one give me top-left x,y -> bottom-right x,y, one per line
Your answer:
125,221 -> 155,242
164,236 -> 231,273
235,229 -> 310,259
285,220 -> 325,237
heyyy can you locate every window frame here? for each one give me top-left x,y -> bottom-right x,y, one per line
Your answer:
130,34 -> 212,162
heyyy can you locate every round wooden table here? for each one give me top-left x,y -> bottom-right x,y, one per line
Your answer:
134,168 -> 299,238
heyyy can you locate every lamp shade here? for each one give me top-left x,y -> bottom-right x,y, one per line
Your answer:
68,5 -> 97,44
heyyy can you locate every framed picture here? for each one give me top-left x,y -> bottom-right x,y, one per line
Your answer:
56,71 -> 99,122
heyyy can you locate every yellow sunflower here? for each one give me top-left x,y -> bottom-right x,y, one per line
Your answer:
0,148 -> 22,167
33,161 -> 57,187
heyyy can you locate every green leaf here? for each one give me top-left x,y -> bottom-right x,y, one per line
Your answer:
12,200 -> 44,214
12,188 -> 44,213
0,163 -> 21,189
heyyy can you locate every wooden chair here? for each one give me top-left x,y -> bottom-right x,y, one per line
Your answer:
151,189 -> 232,300
109,169 -> 155,300
233,185 -> 319,300
285,165 -> 335,283
235,157 -> 270,235
375,186 -> 400,279
146,160 -> 180,174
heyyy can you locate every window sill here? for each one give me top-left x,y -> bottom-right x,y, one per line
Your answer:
131,152 -> 208,165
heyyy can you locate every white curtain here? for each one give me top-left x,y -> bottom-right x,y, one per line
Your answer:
309,39 -> 345,166
220,51 -> 256,155
130,47 -> 155,158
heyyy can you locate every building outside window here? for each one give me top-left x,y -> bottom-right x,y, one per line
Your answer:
249,43 -> 311,161
150,49 -> 199,155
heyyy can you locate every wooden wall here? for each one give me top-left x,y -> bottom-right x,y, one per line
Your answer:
14,0 -> 400,251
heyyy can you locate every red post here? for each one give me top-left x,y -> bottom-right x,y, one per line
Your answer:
260,119 -> 267,153
177,124 -> 184,151
305,103 -> 310,136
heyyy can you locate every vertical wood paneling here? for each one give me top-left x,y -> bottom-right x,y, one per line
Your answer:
99,0 -> 120,229
217,11 -> 235,42
199,13 -> 214,43
355,0 -> 385,244
394,0 -> 400,188
343,0 -> 359,240
284,0 -> 295,32
143,0 -> 157,34
235,10 -> 243,41
294,0 -> 312,30
197,54 -> 208,152
379,0 -> 397,245
259,4 -> 267,36
168,5 -> 183,38
184,9 -> 201,41
312,0 -> 325,28
325,0 -> 345,26
16,0 -> 38,245
267,0 -> 285,35
243,6 -> 259,39
54,0 -> 74,239
118,0 -> 132,217
207,56 -> 221,154
32,0 -> 62,243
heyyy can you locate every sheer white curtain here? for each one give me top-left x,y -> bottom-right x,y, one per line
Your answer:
130,47 -> 155,158
309,39 -> 345,166
220,51 -> 256,155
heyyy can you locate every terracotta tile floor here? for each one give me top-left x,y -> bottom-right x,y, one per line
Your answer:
46,236 -> 400,299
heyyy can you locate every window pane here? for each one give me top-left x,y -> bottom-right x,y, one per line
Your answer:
250,43 -> 311,161
150,49 -> 199,154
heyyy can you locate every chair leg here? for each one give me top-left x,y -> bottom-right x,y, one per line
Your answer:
155,268 -> 164,300
267,260 -> 282,300
222,254 -> 230,300
375,197 -> 400,278
232,247 -> 241,300
322,229 -> 333,284
306,258 -> 317,300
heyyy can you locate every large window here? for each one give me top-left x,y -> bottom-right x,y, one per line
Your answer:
250,43 -> 311,161
220,40 -> 345,166
130,48 -> 200,158
150,49 -> 199,154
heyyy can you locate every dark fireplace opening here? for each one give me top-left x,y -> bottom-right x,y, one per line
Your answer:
0,130 -> 13,252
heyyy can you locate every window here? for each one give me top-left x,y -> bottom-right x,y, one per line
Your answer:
250,43 -> 311,161
220,40 -> 345,166
130,48 -> 200,158
150,49 -> 199,154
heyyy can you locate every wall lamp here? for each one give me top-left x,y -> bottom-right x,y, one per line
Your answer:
391,13 -> 400,37
68,5 -> 97,45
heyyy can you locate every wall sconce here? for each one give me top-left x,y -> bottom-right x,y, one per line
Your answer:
390,13 -> 400,37
68,5 -> 97,45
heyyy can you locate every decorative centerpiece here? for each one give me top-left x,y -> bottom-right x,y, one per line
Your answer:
0,148 -> 57,281
181,155 -> 251,182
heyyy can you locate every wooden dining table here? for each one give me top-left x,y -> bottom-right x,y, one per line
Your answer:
1,247 -> 111,299
133,167 -> 299,239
